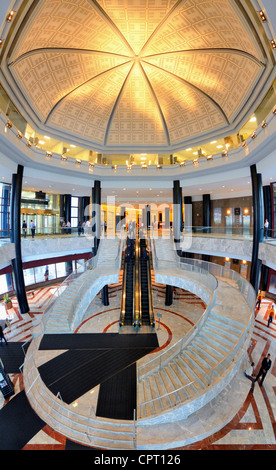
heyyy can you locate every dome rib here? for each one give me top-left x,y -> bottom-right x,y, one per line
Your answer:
9,48 -> 132,68
87,0 -> 135,57
141,58 -> 230,126
139,62 -> 171,146
139,0 -> 184,57
103,62 -> 135,146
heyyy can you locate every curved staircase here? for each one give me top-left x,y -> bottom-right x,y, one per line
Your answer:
22,233 -> 255,449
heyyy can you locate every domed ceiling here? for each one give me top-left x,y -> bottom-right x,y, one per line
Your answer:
1,0 -> 273,153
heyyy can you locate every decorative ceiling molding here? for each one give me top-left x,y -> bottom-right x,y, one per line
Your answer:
0,0 -> 274,152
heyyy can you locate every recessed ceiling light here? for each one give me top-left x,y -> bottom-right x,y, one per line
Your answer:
216,145 -> 223,149
210,141 -> 217,144
38,140 -> 45,145
44,136 -> 50,139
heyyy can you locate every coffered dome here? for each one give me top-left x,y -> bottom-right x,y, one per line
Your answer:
1,0 -> 274,153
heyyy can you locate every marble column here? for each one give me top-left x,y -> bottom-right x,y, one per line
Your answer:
165,206 -> 170,229
10,165 -> 29,314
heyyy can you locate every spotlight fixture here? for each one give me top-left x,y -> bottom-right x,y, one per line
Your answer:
156,164 -> 163,169
75,159 -> 81,165
221,150 -> 228,157
5,120 -> 12,129
0,39 -> 4,48
251,131 -> 257,139
193,158 -> 199,166
261,120 -> 268,128
206,154 -> 213,160
141,163 -> 147,169
126,164 -> 132,171
112,164 -> 117,171
179,161 -> 185,167
61,154 -> 67,161
26,140 -> 32,148
273,106 -> 276,115
242,141 -> 247,148
17,131 -> 22,139
257,10 -> 267,22
89,162 -> 94,172
46,151 -> 52,158
270,39 -> 276,49
6,10 -> 16,22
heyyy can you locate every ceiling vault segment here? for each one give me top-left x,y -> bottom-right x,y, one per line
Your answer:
141,59 -> 230,126
45,60 -> 133,125
88,0 -> 135,57
104,62 -> 135,146
139,0 -> 185,57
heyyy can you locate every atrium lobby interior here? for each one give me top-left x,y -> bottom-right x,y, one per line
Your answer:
0,0 -> 276,454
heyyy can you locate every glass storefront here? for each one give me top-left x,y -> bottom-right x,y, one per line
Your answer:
21,191 -> 60,236
0,183 -> 11,238
0,256 -> 91,294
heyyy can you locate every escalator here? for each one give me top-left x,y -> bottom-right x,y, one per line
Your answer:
140,238 -> 150,325
119,236 -> 155,328
119,238 -> 135,326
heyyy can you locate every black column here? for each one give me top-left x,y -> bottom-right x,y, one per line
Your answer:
203,194 -> 211,233
92,180 -> 101,256
250,165 -> 263,293
81,196 -> 90,222
146,204 -> 151,229
101,285 -> 109,306
263,185 -> 272,237
60,194 -> 71,223
165,285 -> 172,306
173,180 -> 183,243
10,165 -> 29,314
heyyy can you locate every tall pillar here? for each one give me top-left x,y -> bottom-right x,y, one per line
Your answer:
60,194 -> 71,223
263,185 -> 272,236
165,285 -> 172,306
92,180 -> 101,256
203,194 -> 211,233
146,204 -> 151,229
10,165 -> 29,314
250,165 -> 264,293
173,180 -> 183,242
101,285 -> 109,306
81,196 -> 90,222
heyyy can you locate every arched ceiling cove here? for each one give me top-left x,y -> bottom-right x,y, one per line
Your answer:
2,0 -> 273,152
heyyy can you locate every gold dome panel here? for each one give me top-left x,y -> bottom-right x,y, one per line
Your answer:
3,0 -> 270,152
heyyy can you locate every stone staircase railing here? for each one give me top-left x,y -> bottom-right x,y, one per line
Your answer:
37,235 -> 124,335
135,235 -> 255,422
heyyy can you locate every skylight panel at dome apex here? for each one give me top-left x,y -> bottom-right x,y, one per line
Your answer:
2,0 -> 271,152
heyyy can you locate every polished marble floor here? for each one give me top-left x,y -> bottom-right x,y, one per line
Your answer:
0,277 -> 275,451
